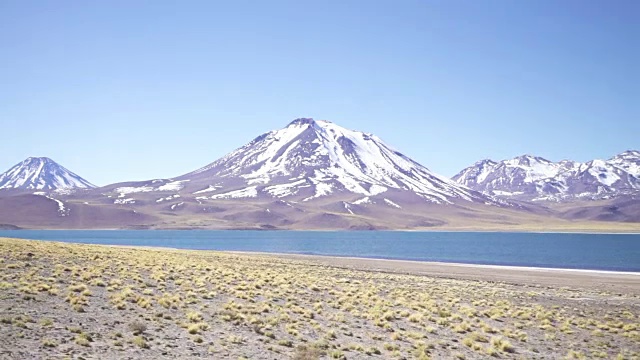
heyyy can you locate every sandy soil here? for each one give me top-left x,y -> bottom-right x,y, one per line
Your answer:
250,253 -> 640,295
1,238 -> 639,359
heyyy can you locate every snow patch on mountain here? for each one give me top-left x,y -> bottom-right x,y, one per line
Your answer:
114,198 -> 136,205
384,199 -> 401,208
304,182 -> 334,201
265,180 -> 309,197
353,197 -> 371,205
491,190 -> 524,197
368,184 -> 387,195
193,185 -> 223,194
157,180 -> 189,191
209,186 -> 258,200
343,202 -> 355,214
116,186 -> 154,196
34,191 -> 69,216
114,180 -> 190,198
156,194 -> 181,203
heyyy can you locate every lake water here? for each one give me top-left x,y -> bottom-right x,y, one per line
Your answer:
1,230 -> 639,272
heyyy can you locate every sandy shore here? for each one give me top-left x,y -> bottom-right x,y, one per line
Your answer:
241,252 -> 640,295
104,244 -> 640,294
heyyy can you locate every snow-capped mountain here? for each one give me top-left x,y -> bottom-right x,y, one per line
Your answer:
0,125 -> 636,230
453,151 -> 640,201
179,118 -> 494,205
608,150 -> 640,177
0,157 -> 95,191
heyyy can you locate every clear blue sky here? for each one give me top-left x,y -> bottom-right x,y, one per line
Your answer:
1,0 -> 638,185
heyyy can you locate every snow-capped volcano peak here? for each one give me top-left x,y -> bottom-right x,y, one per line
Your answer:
288,117 -> 316,126
0,157 -> 95,190
182,118 -> 493,204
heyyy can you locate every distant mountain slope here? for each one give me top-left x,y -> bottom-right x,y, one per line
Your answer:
1,123 -> 636,230
177,118 -> 497,206
453,151 -> 640,201
38,118 -> 518,230
0,157 -> 95,191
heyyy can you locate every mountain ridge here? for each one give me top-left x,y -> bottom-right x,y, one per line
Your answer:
453,151 -> 640,201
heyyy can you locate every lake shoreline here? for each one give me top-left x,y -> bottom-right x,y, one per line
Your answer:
2,227 -> 640,234
55,242 -> 640,274
1,229 -> 639,273
233,251 -> 640,295
228,250 -> 640,274
4,236 -> 638,294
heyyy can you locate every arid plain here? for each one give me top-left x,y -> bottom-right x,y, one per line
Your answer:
1,237 -> 639,359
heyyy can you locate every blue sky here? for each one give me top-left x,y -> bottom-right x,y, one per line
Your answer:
1,0 -> 637,185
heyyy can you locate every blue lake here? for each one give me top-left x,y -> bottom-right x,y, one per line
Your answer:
1,230 -> 639,272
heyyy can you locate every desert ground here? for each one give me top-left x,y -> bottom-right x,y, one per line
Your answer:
0,237 -> 638,359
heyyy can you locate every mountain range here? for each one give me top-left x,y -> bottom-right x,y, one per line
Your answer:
453,151 -> 639,201
0,119 -> 638,230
